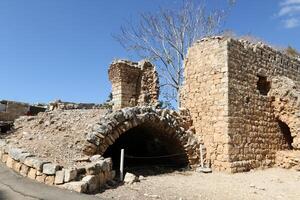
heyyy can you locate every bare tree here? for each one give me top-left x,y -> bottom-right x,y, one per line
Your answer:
115,0 -> 235,107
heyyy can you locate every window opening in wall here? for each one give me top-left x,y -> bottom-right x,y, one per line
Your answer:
277,119 -> 293,150
257,75 -> 271,95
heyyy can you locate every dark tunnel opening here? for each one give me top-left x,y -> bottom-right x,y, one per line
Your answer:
103,123 -> 189,176
277,119 -> 293,150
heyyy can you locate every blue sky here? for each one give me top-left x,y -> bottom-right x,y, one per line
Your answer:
0,0 -> 299,104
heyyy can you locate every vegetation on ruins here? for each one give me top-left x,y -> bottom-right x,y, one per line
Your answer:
285,45 -> 300,59
115,0 -> 235,107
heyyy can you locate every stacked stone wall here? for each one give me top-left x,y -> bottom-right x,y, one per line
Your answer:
109,60 -> 159,110
0,140 -> 114,194
0,101 -> 30,121
181,36 -> 300,172
227,39 -> 300,172
181,38 -> 230,171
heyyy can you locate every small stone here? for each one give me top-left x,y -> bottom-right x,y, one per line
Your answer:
124,172 -> 139,184
73,156 -> 90,162
55,170 -> 65,185
6,156 -> 14,168
139,175 -> 146,180
27,168 -> 37,180
43,163 -> 61,175
60,181 -> 88,193
82,175 -> 99,193
64,168 -> 77,182
8,148 -> 26,161
24,157 -> 50,171
89,155 -> 104,162
45,176 -> 55,185
85,163 -> 100,175
2,154 -> 8,163
12,162 -> 22,172
36,174 -> 46,183
20,164 -> 29,176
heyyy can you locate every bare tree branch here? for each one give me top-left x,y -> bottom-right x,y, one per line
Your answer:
114,0 -> 234,107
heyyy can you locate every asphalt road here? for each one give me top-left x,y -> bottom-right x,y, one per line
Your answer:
0,163 -> 102,200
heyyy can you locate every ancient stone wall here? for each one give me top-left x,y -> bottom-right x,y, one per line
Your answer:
0,100 -> 30,121
0,100 -> 46,122
108,60 -> 159,110
227,38 -> 300,172
180,37 -> 230,171
48,100 -> 108,111
181,36 -> 300,172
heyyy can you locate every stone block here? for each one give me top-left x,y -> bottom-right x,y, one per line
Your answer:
82,175 -> 99,193
55,170 -> 64,185
27,168 -> 37,180
45,176 -> 55,185
6,156 -> 14,168
43,163 -> 60,175
64,168 -> 77,182
20,164 -> 29,176
12,161 -> 22,172
36,174 -> 46,183
1,154 -> 8,163
85,163 -> 100,175
24,157 -> 49,171
60,181 -> 88,193
8,148 -> 25,161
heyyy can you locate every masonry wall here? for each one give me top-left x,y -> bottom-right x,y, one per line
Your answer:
181,37 -> 300,172
0,101 -> 30,121
109,60 -> 159,110
181,38 -> 230,171
227,39 -> 300,172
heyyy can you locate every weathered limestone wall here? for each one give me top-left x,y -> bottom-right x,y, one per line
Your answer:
227,39 -> 300,172
181,37 -> 230,171
0,101 -> 30,121
181,36 -> 300,172
0,100 -> 46,122
269,76 -> 300,149
108,60 -> 159,110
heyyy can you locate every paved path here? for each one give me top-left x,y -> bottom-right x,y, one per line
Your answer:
0,163 -> 101,200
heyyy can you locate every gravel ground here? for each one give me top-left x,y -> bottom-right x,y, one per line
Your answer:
4,109 -> 108,168
97,168 -> 300,200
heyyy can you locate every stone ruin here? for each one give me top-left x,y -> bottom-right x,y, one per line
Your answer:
0,36 -> 299,194
108,60 -> 159,110
0,100 -> 46,133
181,36 -> 300,172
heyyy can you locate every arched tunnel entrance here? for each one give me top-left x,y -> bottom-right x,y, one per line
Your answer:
103,123 -> 189,175
277,119 -> 293,150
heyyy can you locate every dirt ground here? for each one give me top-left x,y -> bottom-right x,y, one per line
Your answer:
97,168 -> 300,200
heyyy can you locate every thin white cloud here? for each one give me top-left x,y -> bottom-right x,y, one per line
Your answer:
280,0 -> 300,6
278,0 -> 300,28
278,5 -> 300,16
284,18 -> 300,28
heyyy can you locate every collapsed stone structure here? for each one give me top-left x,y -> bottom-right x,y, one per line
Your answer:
109,60 -> 159,110
1,35 -> 300,194
181,36 -> 300,172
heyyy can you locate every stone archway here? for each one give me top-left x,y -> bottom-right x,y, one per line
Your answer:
83,107 -> 200,166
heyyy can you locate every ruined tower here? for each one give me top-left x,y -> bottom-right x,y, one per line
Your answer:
108,60 -> 159,110
181,36 -> 300,172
